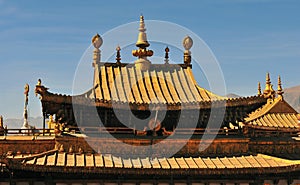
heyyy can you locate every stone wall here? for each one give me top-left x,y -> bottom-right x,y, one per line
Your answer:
55,136 -> 250,158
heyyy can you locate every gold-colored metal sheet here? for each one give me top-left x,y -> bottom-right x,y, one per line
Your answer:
157,71 -> 173,104
135,68 -> 150,103
143,70 -> 158,104
56,153 -> 66,166
150,71 -> 166,104
164,71 -> 180,104
76,154 -> 85,167
94,154 -> 104,167
121,67 -> 135,103
114,67 -> 126,102
66,154 -> 75,167
177,69 -> 195,102
85,154 -> 95,167
100,66 -> 111,101
171,69 -> 188,103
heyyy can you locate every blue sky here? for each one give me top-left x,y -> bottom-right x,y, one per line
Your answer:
0,0 -> 300,119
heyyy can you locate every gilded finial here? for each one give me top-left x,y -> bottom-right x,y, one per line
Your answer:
92,33 -> 103,49
263,72 -> 275,99
164,46 -> 169,64
92,33 -> 102,67
257,82 -> 261,95
277,75 -> 284,99
132,15 -> 153,70
116,45 -> 121,65
37,79 -> 42,86
136,15 -> 150,48
264,72 -> 271,92
183,36 -> 193,65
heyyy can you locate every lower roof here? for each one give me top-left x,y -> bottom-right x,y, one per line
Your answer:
6,149 -> 300,176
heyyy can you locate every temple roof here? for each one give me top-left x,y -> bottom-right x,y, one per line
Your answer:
92,63 -> 222,105
7,149 -> 300,175
244,97 -> 299,130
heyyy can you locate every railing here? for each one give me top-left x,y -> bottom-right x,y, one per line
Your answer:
0,127 -> 242,137
0,128 -> 55,136
79,127 -> 241,136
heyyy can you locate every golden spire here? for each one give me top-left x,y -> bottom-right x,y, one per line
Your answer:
132,15 -> 153,70
263,72 -> 275,99
277,75 -> 284,99
136,15 -> 149,48
264,72 -> 271,92
257,82 -> 261,95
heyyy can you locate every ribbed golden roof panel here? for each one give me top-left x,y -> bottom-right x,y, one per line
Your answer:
211,158 -> 226,169
19,151 -> 300,173
158,158 -> 170,169
56,153 -> 65,166
100,66 -> 110,101
114,67 -> 126,103
202,158 -> 216,169
121,67 -> 135,103
157,71 -> 173,104
123,158 -> 133,168
85,154 -> 94,167
193,157 -> 207,168
131,158 -> 142,168
36,155 -> 46,166
228,157 -> 243,168
175,157 -> 189,169
93,64 -> 226,106
167,157 -> 180,169
247,113 -> 299,130
112,156 -> 123,168
151,158 -> 161,168
184,157 -> 198,168
46,153 -> 56,166
140,157 -> 152,168
164,71 -> 180,104
128,67 -> 143,104
66,154 -> 75,167
171,69 -> 188,103
103,155 -> 113,168
219,157 -> 235,168
135,69 -> 150,103
150,71 -> 166,104
107,67 -> 119,102
236,156 -> 252,168
178,69 -> 195,102
94,154 -> 104,167
143,70 -> 159,104
76,154 -> 85,167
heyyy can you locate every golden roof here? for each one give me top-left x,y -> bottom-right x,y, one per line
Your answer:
244,96 -> 299,130
8,149 -> 300,175
93,63 -> 223,105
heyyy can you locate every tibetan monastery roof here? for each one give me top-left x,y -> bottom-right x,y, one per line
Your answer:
93,63 -> 222,104
35,85 -> 267,111
244,97 -> 299,130
245,113 -> 299,130
7,149 -> 300,175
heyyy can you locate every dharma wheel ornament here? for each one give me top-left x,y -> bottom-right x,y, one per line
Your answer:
92,33 -> 103,49
92,33 -> 103,67
183,36 -> 193,65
